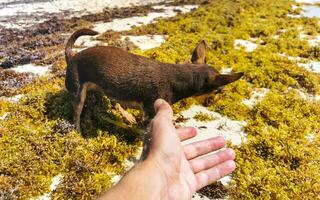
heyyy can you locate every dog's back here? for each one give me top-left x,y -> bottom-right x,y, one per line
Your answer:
73,46 -> 173,102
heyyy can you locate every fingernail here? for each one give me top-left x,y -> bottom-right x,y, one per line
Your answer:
155,99 -> 164,109
154,99 -> 165,112
226,148 -> 236,159
156,99 -> 164,105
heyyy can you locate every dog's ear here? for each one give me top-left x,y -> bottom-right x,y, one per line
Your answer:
215,72 -> 244,86
191,40 -> 206,64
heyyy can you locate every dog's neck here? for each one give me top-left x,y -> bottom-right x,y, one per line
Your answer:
166,63 -> 207,103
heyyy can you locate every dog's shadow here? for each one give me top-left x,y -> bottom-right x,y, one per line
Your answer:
44,90 -> 142,144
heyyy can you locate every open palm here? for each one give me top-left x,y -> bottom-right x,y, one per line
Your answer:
147,99 -> 236,200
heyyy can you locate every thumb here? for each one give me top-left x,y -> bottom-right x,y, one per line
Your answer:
148,99 -> 179,153
153,99 -> 173,121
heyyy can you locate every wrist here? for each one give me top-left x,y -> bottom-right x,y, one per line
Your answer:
100,158 -> 167,200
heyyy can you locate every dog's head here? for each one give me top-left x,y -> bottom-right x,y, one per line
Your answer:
190,40 -> 244,94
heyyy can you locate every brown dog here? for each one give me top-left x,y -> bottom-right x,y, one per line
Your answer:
65,29 -> 243,132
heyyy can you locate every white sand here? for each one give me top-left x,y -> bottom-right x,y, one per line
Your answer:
0,0 -> 165,29
297,61 -> 320,73
0,94 -> 24,103
179,105 -> 247,147
288,3 -> 320,18
1,64 -> 50,104
295,0 -> 320,4
300,33 -> 320,47
219,175 -> 233,186
306,133 -> 314,142
287,14 -> 302,18
234,39 -> 258,52
0,18 -> 48,29
302,5 -> 320,18
278,53 -> 303,61
49,175 -> 62,192
73,35 -> 107,53
121,35 -> 166,50
111,175 -> 123,185
10,64 -> 50,76
278,53 -> 320,73
74,5 -> 197,50
242,88 -> 270,109
94,15 -> 144,32
305,35 -> 320,47
192,193 -> 211,200
93,5 -> 198,33
33,174 -> 63,200
74,36 -> 107,48
292,5 -> 300,10
0,112 -> 9,120
0,0 -> 165,17
294,89 -> 320,101
297,26 -> 304,31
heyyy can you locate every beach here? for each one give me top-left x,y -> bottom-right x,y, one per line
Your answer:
1,0 -> 320,199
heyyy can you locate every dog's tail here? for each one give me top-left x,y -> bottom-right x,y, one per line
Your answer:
65,29 -> 99,97
65,28 -> 99,63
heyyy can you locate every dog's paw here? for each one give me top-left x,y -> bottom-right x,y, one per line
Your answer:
115,104 -> 137,124
123,113 -> 137,124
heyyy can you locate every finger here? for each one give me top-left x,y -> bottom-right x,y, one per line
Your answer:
195,160 -> 236,191
154,99 -> 173,121
149,99 -> 175,142
176,127 -> 197,141
151,99 -> 174,136
189,148 -> 235,173
184,136 -> 226,160
148,99 -> 178,155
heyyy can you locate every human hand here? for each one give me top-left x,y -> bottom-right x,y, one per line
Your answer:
101,99 -> 236,200
145,99 -> 236,199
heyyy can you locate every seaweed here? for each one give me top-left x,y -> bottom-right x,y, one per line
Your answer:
193,111 -> 216,122
1,0 -> 320,198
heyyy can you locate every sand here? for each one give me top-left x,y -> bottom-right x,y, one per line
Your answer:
93,5 -> 198,33
0,0 -> 165,29
121,35 -> 166,50
234,39 -> 258,52
295,0 -> 320,4
34,174 -> 63,200
242,88 -> 270,109
297,61 -> 320,73
10,64 -> 51,76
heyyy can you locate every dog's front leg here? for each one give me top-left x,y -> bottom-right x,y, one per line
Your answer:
138,101 -> 155,161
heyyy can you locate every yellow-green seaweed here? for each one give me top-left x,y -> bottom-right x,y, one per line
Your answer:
1,0 -> 320,199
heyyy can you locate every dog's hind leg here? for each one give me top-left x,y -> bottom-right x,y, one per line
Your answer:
73,83 -> 89,132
